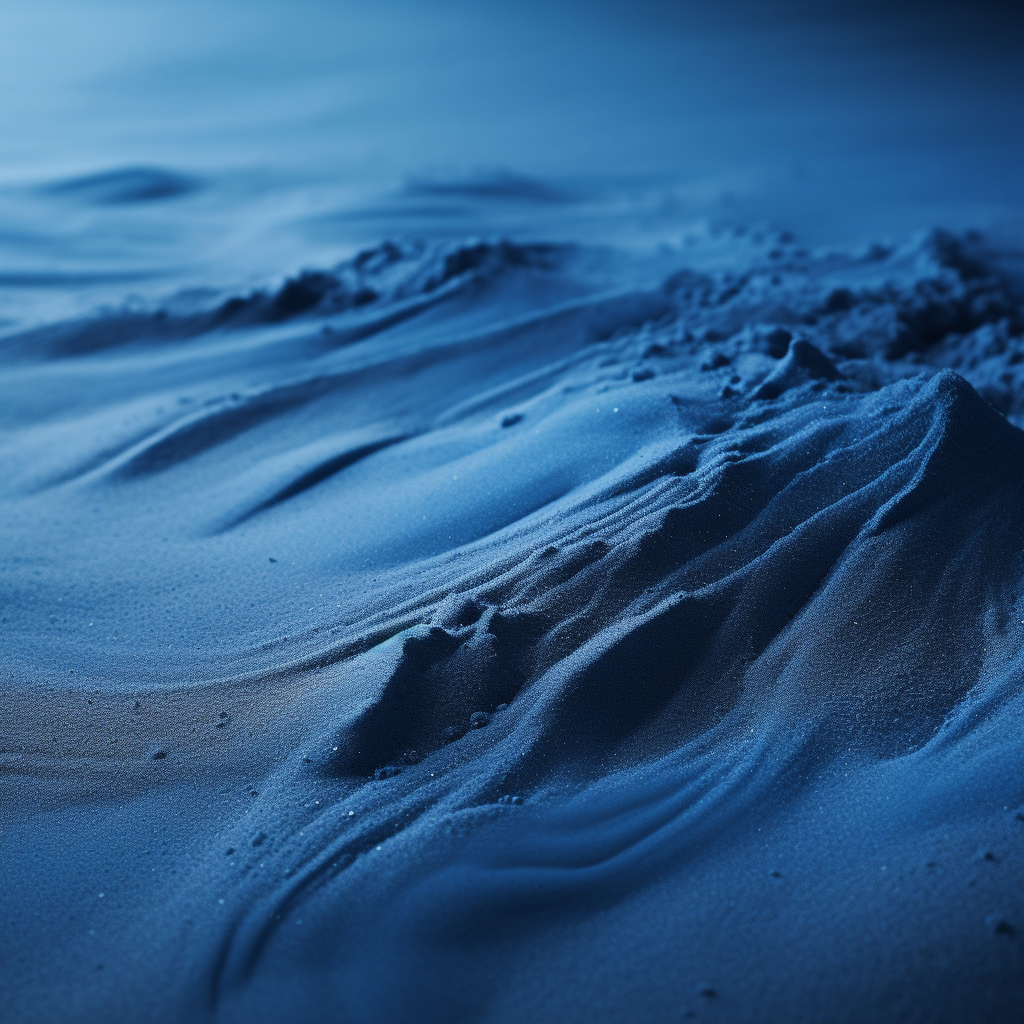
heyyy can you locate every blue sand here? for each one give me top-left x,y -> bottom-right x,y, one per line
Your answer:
2,3 -> 1024,1022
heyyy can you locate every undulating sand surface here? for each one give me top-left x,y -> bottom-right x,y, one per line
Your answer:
3,2 -> 1024,1021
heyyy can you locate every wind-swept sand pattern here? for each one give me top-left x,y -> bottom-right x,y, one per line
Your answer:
5,230 -> 1024,1021
3,2 -> 1024,1021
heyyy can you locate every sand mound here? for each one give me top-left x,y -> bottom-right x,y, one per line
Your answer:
4,229 -> 1024,1022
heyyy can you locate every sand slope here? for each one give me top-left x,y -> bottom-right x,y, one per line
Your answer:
3,229 -> 1024,1021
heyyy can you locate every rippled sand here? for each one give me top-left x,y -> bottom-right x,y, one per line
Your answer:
3,3 -> 1024,1022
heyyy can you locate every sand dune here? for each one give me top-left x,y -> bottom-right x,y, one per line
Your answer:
4,2 -> 1024,1019
4,227 -> 1024,1021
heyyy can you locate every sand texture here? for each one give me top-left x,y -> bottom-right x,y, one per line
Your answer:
3,2 -> 1024,1021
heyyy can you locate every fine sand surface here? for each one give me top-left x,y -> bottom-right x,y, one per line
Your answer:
3,3 -> 1024,1023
